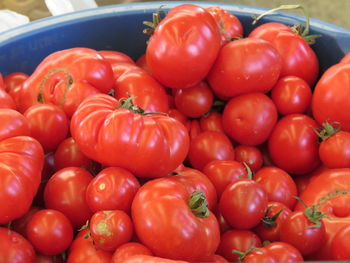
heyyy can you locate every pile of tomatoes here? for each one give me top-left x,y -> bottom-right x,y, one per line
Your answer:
1,3 -> 350,263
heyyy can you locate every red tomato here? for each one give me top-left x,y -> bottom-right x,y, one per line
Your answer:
331,224 -> 350,260
253,202 -> 292,242
206,6 -> 243,45
200,111 -> 224,133
44,167 -> 93,229
12,206 -> 41,237
0,108 -> 30,141
220,179 -> 268,229
340,52 -> 350,64
146,4 -> 221,89
188,131 -> 235,170
168,108 -> 188,127
248,22 -> 293,43
118,255 -> 188,263
0,89 -> 16,109
268,114 -> 320,175
207,38 -> 282,99
0,136 -> 44,224
3,72 -> 29,109
214,207 -> 231,234
242,247 -> 275,263
254,166 -> 297,209
26,209 -> 73,255
222,93 -> 278,146
135,54 -> 150,73
186,119 -> 202,140
70,94 -> 189,178
54,137 -> 92,171
35,254 -> 64,263
280,211 -> 326,256
90,210 -> 133,252
174,81 -> 214,118
217,229 -> 262,262
132,177 -> 220,261
86,167 -> 140,213
202,160 -> 248,198
24,103 -> 69,152
99,50 -> 135,65
0,227 -> 35,263
312,63 -> 350,131
264,242 -> 303,263
210,254 -> 229,263
111,242 -> 153,263
271,76 -> 312,115
234,145 -> 263,173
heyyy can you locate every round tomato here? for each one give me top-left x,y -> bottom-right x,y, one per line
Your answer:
234,145 -> 263,173
264,242 -> 303,263
331,224 -> 350,260
12,206 -> 41,237
111,242 -> 153,263
0,89 -> 16,109
200,111 -> 224,133
0,108 -> 30,141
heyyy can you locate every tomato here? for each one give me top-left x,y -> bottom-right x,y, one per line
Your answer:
264,242 -> 303,263
217,229 -> 262,262
70,94 -> 189,178
202,160 -> 247,198
54,137 -> 92,171
214,207 -> 231,234
242,247 -> 275,263
220,179 -> 268,229
206,6 -> 243,45
86,167 -> 140,213
312,62 -> 350,131
248,22 -> 293,43
254,166 -> 297,209
0,136 -> 44,224
268,114 -> 320,175
0,108 -> 30,141
340,52 -> 350,64
249,23 -> 319,85
207,38 -> 282,99
188,131 -> 235,170
135,54 -> 150,73
280,211 -> 326,256
331,224 -> 350,260
0,89 -> 16,109
174,81 -> 214,118
26,209 -> 73,255
168,108 -> 188,127
89,210 -> 133,252
3,72 -> 29,108
118,255 -> 188,263
12,206 -> 41,237
44,167 -> 93,229
131,177 -> 220,261
0,227 -> 35,263
35,254 -> 64,263
253,202 -> 292,242
24,103 -> 69,152
200,111 -> 224,134
146,4 -> 221,89
186,119 -> 202,140
271,76 -> 312,115
99,50 -> 135,65
222,93 -> 278,146
234,145 -> 263,173
111,242 -> 153,263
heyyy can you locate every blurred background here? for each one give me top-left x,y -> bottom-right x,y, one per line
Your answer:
1,0 -> 349,29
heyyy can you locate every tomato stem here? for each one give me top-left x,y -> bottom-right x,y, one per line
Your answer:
313,120 -> 341,142
188,190 -> 209,218
242,162 -> 254,180
261,206 -> 285,228
143,5 -> 166,36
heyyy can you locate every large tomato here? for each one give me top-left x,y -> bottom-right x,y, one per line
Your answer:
131,177 -> 220,261
146,4 -> 221,89
70,94 -> 189,178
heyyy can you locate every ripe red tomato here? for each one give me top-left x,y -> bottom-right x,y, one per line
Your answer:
26,209 -> 73,255
248,22 -> 293,43
0,108 -> 30,141
200,111 -> 224,133
220,179 -> 268,229
99,50 -> 135,65
44,167 -> 93,229
111,242 -> 153,263
222,93 -> 278,146
242,247 -> 275,263
86,167 -> 140,213
271,76 -> 312,115
146,4 -> 221,89
3,72 -> 29,93
70,94 -> 189,178
264,242 -> 303,263
0,227 -> 35,263
207,38 -> 282,99
188,131 -> 235,170
24,103 -> 69,152
268,114 -> 320,175
174,81 -> 214,118
331,224 -> 350,260
234,145 -> 263,173
12,206 -> 41,237
0,89 -> 16,109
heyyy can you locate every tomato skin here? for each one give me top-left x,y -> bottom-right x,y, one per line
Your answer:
200,111 -> 224,133
0,227 -> 35,263
312,63 -> 350,131
86,167 -> 140,213
119,255 -> 188,263
24,103 -> 69,152
271,76 -> 312,115
268,114 -> 320,175
12,206 -> 41,238
44,167 -> 93,229
71,94 -> 189,178
242,248 -> 276,263
220,179 -> 268,229
340,52 -> 350,64
99,50 -> 135,65
146,4 -> 221,89
248,22 -> 293,43
26,209 -> 73,255
264,242 -> 303,263
222,93 -> 278,146
188,131 -> 235,170
280,211 -> 326,256
331,224 -> 350,260
111,242 -> 153,263
319,131 -> 350,168
207,38 -> 282,99
0,89 -> 16,109
254,166 -> 297,209
234,145 -> 263,173
0,109 -> 30,141
174,81 -> 214,118
217,229 -> 262,262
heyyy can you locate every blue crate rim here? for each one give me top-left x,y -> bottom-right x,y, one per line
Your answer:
0,1 -> 349,45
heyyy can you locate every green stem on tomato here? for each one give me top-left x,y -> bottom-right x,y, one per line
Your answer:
188,190 -> 209,218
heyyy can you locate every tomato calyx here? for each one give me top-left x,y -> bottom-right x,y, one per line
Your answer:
188,190 -> 209,218
242,162 -> 254,180
313,120 -> 341,142
232,247 -> 259,262
261,206 -> 285,228
143,6 -> 166,36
